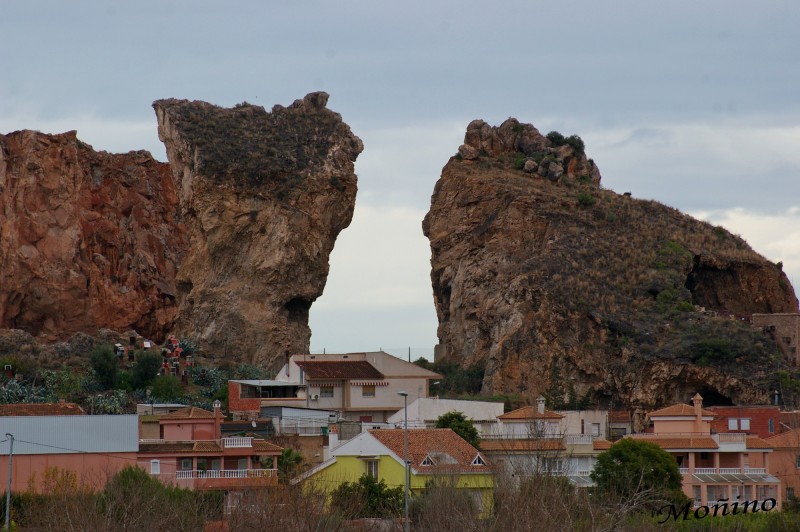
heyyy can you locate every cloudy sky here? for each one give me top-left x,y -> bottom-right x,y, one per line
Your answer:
2,1 -> 798,358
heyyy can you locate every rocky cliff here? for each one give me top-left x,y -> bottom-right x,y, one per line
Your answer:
0,130 -> 185,340
154,92 -> 362,367
423,118 -> 798,410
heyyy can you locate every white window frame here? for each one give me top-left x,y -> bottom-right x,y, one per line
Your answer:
320,387 -> 334,398
367,459 -> 379,479
180,458 -> 192,470
362,385 -> 376,398
150,459 -> 161,475
740,418 -> 750,431
728,418 -> 738,431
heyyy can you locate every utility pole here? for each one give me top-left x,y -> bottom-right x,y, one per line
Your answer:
397,391 -> 409,532
5,433 -> 14,532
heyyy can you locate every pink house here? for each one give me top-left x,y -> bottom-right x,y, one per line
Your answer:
137,404 -> 282,495
0,404 -> 138,492
629,394 -> 781,509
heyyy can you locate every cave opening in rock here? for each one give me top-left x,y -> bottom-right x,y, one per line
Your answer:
284,297 -> 312,323
696,388 -> 733,407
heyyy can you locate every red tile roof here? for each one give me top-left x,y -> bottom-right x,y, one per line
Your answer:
767,428 -> 800,449
648,403 -> 715,417
296,360 -> 383,380
628,435 -> 719,449
0,402 -> 85,416
498,406 -> 564,421
369,429 -> 489,473
745,436 -> 773,450
593,439 -> 612,451
609,411 -> 631,424
479,439 -> 565,452
161,407 -> 215,420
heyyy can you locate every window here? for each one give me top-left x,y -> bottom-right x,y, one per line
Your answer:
795,454 -> 800,469
181,458 -> 192,470
590,423 -> 601,437
362,385 -> 375,398
740,418 -> 750,431
471,455 -> 486,466
150,459 -> 160,475
320,388 -> 334,398
769,418 -> 775,433
366,460 -> 379,479
421,455 -> 435,466
728,418 -> 738,430
788,487 -> 795,500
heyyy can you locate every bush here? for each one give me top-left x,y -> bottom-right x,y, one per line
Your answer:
577,191 -> 596,207
435,411 -> 480,448
329,474 -> 404,518
131,353 -> 162,390
90,344 -> 118,390
150,375 -> 182,401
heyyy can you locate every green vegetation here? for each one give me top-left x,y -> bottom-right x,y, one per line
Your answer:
89,344 -> 118,390
547,130 -> 586,155
413,358 -> 484,395
592,439 -> 687,507
131,352 -> 161,390
277,448 -> 304,484
329,474 -> 404,518
577,191 -> 596,207
435,410 -> 480,448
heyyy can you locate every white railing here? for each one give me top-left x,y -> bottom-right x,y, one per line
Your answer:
694,468 -> 716,474
679,468 -> 689,474
565,434 -> 594,445
139,439 -> 165,443
716,433 -> 746,443
719,468 -> 741,474
176,469 -> 276,480
575,470 -> 593,477
222,437 -> 253,448
744,467 -> 766,474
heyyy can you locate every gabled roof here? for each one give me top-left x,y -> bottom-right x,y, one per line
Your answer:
593,439 -> 612,451
628,434 -> 718,449
296,360 -> 384,380
0,402 -> 85,416
161,407 -> 214,420
767,428 -> 800,449
498,406 -> 564,421
368,429 -> 489,473
648,403 -> 715,417
745,436 -> 772,450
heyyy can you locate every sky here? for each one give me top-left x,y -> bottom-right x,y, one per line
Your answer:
2,1 -> 798,359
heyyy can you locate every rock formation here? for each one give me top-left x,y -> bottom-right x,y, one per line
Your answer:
424,118 -> 798,409
0,130 -> 185,341
154,92 -> 362,367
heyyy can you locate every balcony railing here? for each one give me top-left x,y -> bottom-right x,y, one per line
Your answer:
716,433 -> 746,443
222,437 -> 253,448
679,467 -> 767,475
565,435 -> 595,445
176,469 -> 276,480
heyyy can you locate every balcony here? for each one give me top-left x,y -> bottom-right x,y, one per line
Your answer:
565,435 -> 595,445
175,469 -> 277,490
222,437 -> 253,448
679,467 -> 767,475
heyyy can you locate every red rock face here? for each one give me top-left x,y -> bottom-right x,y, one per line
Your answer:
0,130 -> 187,341
424,118 -> 798,409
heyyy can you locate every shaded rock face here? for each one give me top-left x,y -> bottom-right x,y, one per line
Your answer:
0,130 -> 186,341
424,118 -> 798,409
154,93 -> 362,367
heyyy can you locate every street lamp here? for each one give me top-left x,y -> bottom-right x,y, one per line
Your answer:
5,433 -> 13,532
397,391 -> 409,532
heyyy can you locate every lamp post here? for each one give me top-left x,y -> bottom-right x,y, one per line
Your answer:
5,433 -> 13,532
397,391 -> 409,532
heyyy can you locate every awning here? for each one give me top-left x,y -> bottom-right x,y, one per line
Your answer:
352,381 -> 389,386
691,473 -> 781,484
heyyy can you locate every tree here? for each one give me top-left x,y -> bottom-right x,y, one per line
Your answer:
277,448 -> 303,484
329,474 -> 403,518
435,410 -> 480,448
591,439 -> 686,505
90,344 -> 118,390
131,352 -> 162,390
150,375 -> 182,401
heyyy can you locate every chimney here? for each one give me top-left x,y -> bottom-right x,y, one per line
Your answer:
213,400 -> 222,440
692,393 -> 703,433
537,395 -> 546,415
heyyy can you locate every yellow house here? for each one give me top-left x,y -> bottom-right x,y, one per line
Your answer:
296,428 -> 494,517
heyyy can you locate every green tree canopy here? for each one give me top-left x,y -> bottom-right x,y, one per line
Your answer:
329,474 -> 403,518
435,410 -> 480,448
591,438 -> 685,504
131,352 -> 162,390
90,344 -> 119,390
277,448 -> 304,484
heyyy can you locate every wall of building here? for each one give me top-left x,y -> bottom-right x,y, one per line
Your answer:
0,452 -> 137,492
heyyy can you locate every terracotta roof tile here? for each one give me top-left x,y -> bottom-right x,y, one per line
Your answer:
479,439 -> 565,452
139,442 -> 197,453
648,404 -> 715,417
498,406 -> 564,421
252,440 -> 283,452
593,439 -> 612,450
609,411 -> 631,424
161,407 -> 215,420
0,402 -> 85,416
745,436 -> 773,450
296,360 -> 383,380
193,441 -> 222,452
369,429 -> 489,473
767,428 -> 800,449
628,435 -> 718,449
